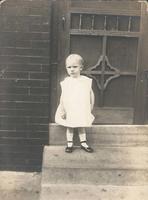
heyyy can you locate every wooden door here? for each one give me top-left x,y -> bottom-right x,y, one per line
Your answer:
50,0 -> 147,124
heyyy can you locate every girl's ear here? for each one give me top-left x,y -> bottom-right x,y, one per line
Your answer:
80,65 -> 83,71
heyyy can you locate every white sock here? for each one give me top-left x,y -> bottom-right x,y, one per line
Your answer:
67,142 -> 73,148
79,133 -> 87,141
78,128 -> 89,148
66,128 -> 74,147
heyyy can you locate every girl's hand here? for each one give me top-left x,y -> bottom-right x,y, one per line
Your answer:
90,89 -> 95,111
61,112 -> 66,119
59,96 -> 66,119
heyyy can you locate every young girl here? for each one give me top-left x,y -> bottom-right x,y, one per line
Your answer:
55,54 -> 95,153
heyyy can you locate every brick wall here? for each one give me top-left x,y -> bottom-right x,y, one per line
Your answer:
0,0 -> 51,171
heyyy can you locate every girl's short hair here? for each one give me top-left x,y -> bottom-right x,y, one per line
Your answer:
65,54 -> 84,67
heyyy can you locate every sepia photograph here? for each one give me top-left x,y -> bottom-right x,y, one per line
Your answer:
0,0 -> 148,199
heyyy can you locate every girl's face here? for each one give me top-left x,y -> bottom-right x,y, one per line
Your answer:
66,65 -> 82,78
66,59 -> 82,78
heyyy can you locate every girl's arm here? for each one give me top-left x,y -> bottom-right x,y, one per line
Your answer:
90,89 -> 95,111
59,94 -> 66,119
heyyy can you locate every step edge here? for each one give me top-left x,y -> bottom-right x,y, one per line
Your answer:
49,123 -> 148,128
41,183 -> 148,188
42,166 -> 148,170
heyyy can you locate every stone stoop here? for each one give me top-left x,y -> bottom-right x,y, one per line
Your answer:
40,124 -> 148,200
41,184 -> 148,200
49,123 -> 148,146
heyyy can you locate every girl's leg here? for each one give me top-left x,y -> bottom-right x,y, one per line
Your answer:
65,127 -> 74,153
78,127 -> 93,152
78,127 -> 88,147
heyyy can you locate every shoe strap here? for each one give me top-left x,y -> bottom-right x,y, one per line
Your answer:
80,141 -> 87,143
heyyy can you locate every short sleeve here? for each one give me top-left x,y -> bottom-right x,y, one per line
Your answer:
86,77 -> 92,89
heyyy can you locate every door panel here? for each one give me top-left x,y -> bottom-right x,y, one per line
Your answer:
107,37 -> 138,72
104,76 -> 135,107
70,36 -> 103,70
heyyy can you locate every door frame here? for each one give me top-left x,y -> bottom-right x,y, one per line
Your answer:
134,2 -> 148,124
49,0 -> 148,124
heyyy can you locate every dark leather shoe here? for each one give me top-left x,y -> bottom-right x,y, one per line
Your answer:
81,145 -> 93,153
65,146 -> 73,153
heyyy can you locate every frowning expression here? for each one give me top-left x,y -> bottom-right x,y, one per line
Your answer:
66,65 -> 82,78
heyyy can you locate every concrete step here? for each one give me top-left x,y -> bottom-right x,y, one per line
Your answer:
40,184 -> 148,200
49,124 -> 148,146
42,146 -> 148,185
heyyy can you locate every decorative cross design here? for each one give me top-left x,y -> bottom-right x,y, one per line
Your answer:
83,55 -> 120,91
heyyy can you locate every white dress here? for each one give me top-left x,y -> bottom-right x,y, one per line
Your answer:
55,75 -> 95,127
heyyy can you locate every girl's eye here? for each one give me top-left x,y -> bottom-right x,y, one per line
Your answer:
67,66 -> 78,69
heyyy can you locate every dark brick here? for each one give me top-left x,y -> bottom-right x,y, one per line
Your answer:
2,71 -> 29,79
0,55 -> 49,65
0,37 -> 31,48
0,94 -> 49,103
0,102 -> 16,109
0,79 -> 49,88
0,151 -> 43,161
0,116 -> 28,124
0,130 -> 49,139
0,109 -> 47,117
1,7 -> 31,17
0,100 -> 48,108
0,47 -> 49,57
14,102 -> 49,109
0,32 -> 25,41
15,40 -> 32,48
28,56 -> 50,65
0,31 -> 50,42
1,3 -> 50,17
4,64 -> 42,72
0,122 -> 49,131
0,144 -> 44,153
15,102 -> 49,110
30,87 -> 49,96
0,155 -> 42,165
16,79 -> 49,87
0,115 -> 48,124
29,72 -> 49,80
0,165 -> 41,172
0,79 -> 17,87
0,87 -> 28,95
0,55 -> 29,64
31,40 -> 50,49
0,137 -> 48,145
18,16 -> 43,25
28,117 -> 49,124
41,64 -> 50,72
29,24 -> 50,32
